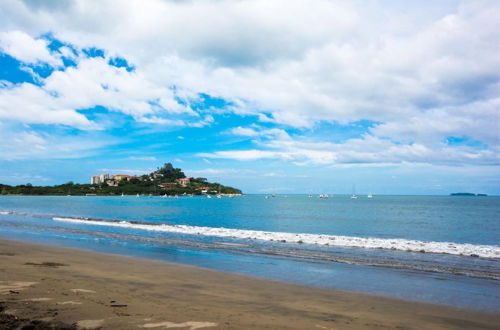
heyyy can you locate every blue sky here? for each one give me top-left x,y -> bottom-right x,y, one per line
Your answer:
0,0 -> 499,194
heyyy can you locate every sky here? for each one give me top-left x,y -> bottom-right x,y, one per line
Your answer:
0,0 -> 499,195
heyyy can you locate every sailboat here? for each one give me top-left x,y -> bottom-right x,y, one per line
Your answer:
351,185 -> 358,199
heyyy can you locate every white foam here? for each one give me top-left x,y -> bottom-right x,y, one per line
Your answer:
0,211 -> 12,215
52,217 -> 500,259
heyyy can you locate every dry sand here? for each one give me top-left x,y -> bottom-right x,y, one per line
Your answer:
0,239 -> 498,329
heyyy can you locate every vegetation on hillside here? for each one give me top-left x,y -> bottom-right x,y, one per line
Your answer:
0,163 -> 242,196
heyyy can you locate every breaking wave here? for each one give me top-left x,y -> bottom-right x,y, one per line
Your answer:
51,216 -> 500,259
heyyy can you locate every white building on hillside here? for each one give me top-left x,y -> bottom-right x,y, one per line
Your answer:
91,174 -> 110,185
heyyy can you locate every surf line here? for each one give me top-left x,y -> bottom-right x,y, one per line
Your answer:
52,216 -> 500,259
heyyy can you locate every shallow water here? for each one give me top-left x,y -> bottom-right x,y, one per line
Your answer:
0,195 -> 499,311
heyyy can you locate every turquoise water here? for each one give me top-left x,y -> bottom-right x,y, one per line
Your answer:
0,195 -> 499,311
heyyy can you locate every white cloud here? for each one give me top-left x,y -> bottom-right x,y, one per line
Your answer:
43,57 -> 196,119
0,0 -> 498,166
0,54 -> 202,128
229,127 -> 259,137
186,167 -> 256,178
138,116 -> 185,126
128,156 -> 157,161
371,98 -> 500,147
199,150 -> 282,161
229,126 -> 290,140
0,83 -> 95,128
0,30 -> 61,66
203,127 -> 500,166
0,122 -> 112,160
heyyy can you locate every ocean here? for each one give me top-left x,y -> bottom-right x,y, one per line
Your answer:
0,195 -> 499,311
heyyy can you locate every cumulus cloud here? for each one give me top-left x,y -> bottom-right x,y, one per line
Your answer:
202,126 -> 500,166
0,82 -> 94,128
0,38 -> 203,129
371,98 -> 500,147
0,30 -> 61,66
0,0 -> 499,166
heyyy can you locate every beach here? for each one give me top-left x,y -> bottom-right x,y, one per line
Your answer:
2,0 -> 499,328
1,239 -> 499,329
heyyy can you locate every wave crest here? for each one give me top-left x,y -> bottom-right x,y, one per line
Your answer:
51,216 -> 500,259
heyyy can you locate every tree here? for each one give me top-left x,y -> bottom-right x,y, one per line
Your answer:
194,177 -> 207,184
157,163 -> 185,181
0,162 -> 242,195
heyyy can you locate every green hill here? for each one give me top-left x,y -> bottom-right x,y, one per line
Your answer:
0,163 -> 242,196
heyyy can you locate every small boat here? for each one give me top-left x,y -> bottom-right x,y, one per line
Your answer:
121,193 -> 124,197
351,184 -> 357,199
136,193 -> 140,198
216,195 -> 222,199
367,193 -> 373,198
206,195 -> 212,199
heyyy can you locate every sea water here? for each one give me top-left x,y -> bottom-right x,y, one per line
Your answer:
0,195 -> 499,311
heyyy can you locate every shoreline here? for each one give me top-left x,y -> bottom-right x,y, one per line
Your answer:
1,239 -> 499,329
1,194 -> 498,197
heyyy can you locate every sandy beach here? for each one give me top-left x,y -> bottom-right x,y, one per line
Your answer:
0,239 -> 498,329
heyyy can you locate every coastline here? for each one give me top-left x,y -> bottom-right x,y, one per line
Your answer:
1,239 -> 499,329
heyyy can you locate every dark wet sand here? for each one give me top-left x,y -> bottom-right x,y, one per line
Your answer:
0,239 -> 498,329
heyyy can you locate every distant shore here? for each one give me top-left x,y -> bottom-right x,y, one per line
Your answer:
0,193 -> 244,196
1,239 -> 498,329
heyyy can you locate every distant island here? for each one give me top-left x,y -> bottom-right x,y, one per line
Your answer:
450,192 -> 488,196
0,163 -> 242,196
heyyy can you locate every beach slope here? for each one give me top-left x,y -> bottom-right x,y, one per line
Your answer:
0,239 -> 498,329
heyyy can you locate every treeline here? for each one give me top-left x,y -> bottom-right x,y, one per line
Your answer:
0,180 -> 241,196
0,163 -> 242,196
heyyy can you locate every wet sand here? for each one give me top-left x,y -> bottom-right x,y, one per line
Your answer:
0,239 -> 498,329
